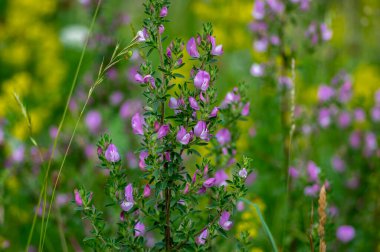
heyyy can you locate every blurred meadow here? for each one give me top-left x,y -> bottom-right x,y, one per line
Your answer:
0,0 -> 380,251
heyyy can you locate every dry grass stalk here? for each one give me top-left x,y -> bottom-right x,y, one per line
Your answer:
318,185 -> 327,252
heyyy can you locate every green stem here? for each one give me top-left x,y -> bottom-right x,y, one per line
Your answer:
240,198 -> 279,252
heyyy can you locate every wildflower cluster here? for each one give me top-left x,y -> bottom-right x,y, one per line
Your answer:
74,0 -> 252,250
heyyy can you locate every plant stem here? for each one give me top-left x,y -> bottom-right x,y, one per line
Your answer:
157,25 -> 171,251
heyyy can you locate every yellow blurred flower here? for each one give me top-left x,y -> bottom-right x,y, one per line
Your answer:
192,0 -> 253,50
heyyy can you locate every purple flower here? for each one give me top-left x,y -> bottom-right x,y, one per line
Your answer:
136,29 -> 148,42
289,167 -> 299,179
169,97 -> 180,109
143,74 -> 156,89
339,81 -> 352,103
135,73 -> 144,83
74,189 -> 82,206
318,85 -> 335,102
237,201 -> 245,211
12,145 -> 24,163
254,37 -> 268,52
158,24 -> 165,34
160,6 -> 168,17
319,108 -> 331,128
131,112 -> 145,135
110,91 -> 123,105
139,151 -> 149,170
375,90 -> 380,105
241,102 -> 250,116
252,0 -> 265,20
354,108 -> 366,122
135,221 -> 146,237
194,70 -> 210,91
216,128 -> 231,145
307,161 -> 319,182
198,186 -> 207,194
184,183 -> 190,194
371,106 -> 380,122
125,184 -> 134,203
338,112 -> 351,128
238,168 -> 248,178
85,110 -> 102,133
223,91 -> 240,105
105,144 -> 120,162
365,132 -> 377,152
320,23 -> 332,41
304,184 -> 320,197
349,131 -> 361,149
332,156 -> 345,172
186,37 -> 200,58
176,126 -> 191,145
267,0 -> 284,14
143,184 -> 151,198
121,200 -> 134,212
189,97 -> 200,110
250,63 -> 264,77
210,107 -> 219,118
194,121 -> 209,141
203,177 -> 216,188
270,35 -> 280,45
157,124 -> 170,139
219,211 -> 233,231
215,169 -> 228,186
196,229 -> 208,245
209,36 -> 223,56
336,225 -> 355,243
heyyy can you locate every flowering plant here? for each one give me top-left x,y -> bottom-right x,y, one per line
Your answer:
74,0 -> 253,250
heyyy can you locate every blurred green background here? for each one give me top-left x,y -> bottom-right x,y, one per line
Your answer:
0,0 -> 379,251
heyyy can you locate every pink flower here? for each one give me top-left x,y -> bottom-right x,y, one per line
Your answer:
176,126 -> 192,145
288,166 -> 299,179
241,102 -> 250,116
215,169 -> 228,186
252,0 -> 265,20
184,183 -> 190,194
105,144 -> 120,162
125,184 -> 134,202
135,221 -> 146,237
203,177 -> 216,188
143,184 -> 151,198
136,29 -> 148,42
131,112 -> 145,135
157,124 -> 170,139
196,229 -> 208,245
85,110 -> 102,133
332,156 -> 345,172
194,121 -> 209,141
158,24 -> 165,34
194,70 -> 210,91
189,97 -> 200,110
120,200 -> 134,212
318,85 -> 335,102
320,23 -> 332,41
160,6 -> 168,17
169,97 -> 180,109
216,128 -> 231,145
219,211 -> 233,231
209,36 -> 223,56
210,107 -> 219,118
307,161 -> 319,182
186,37 -> 200,58
250,63 -> 264,77
304,184 -> 320,197
74,189 -> 83,206
338,112 -> 351,128
336,225 -> 355,243
238,168 -> 248,178
139,151 -> 149,170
